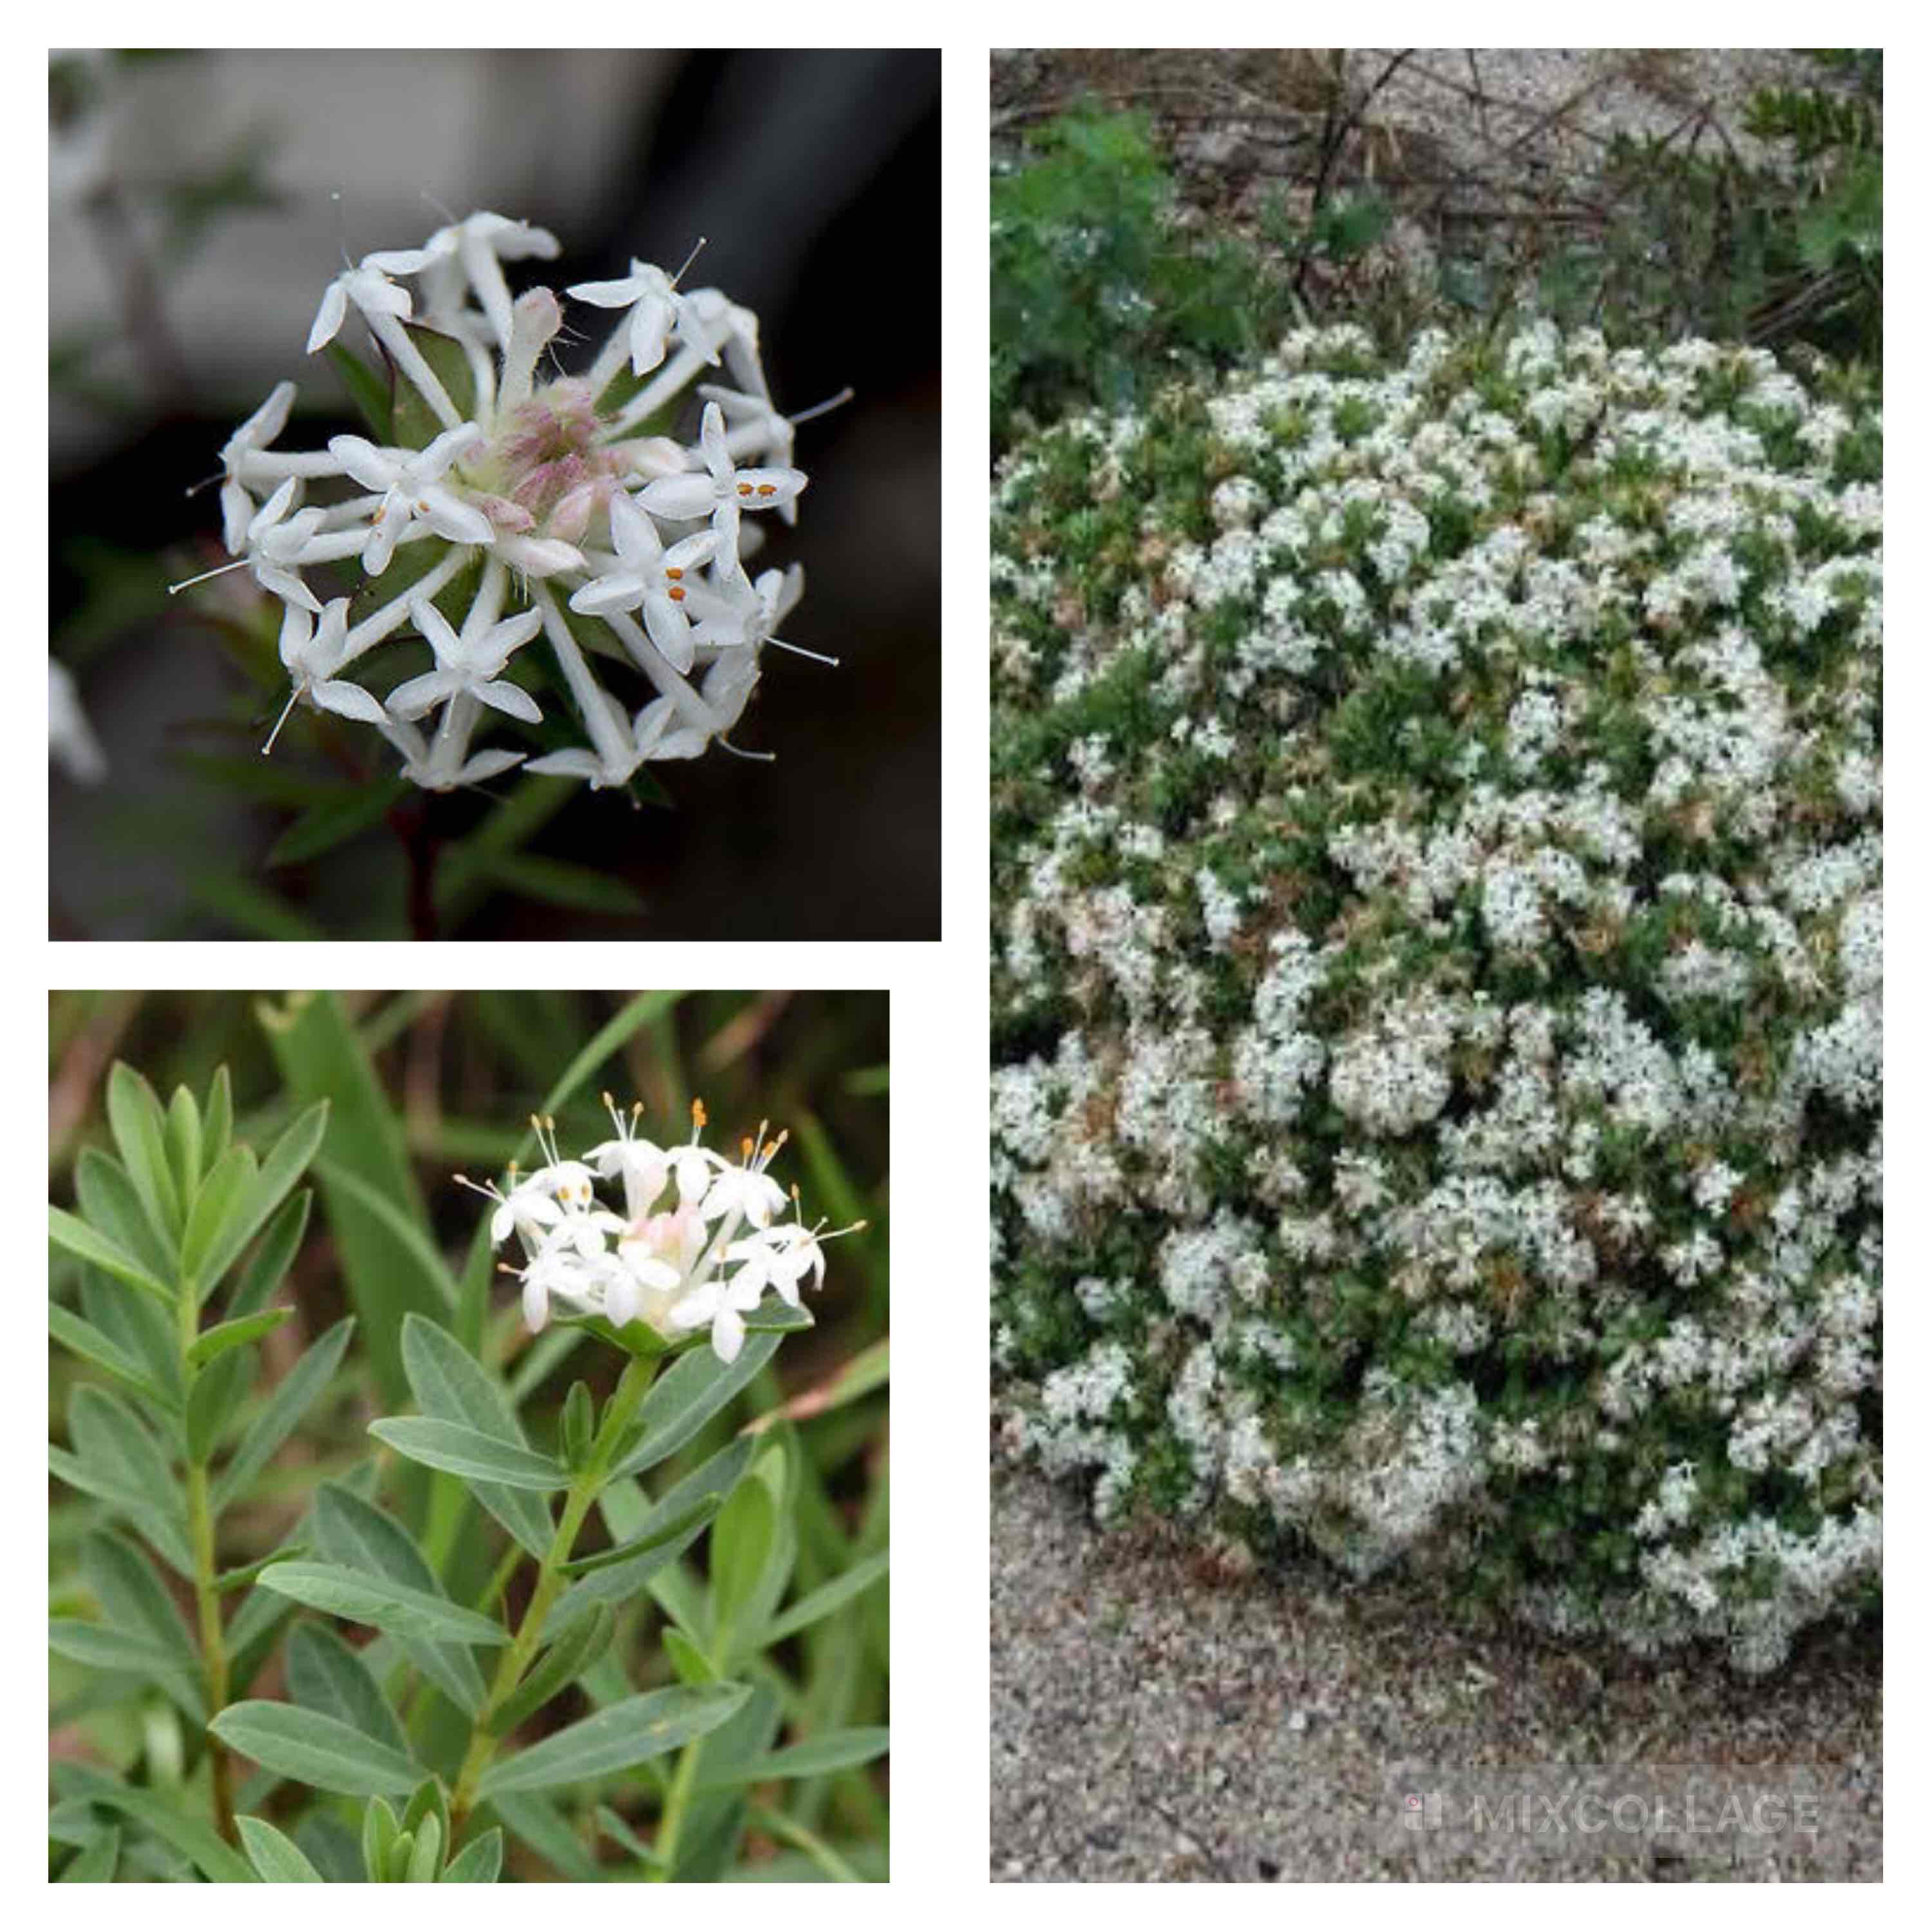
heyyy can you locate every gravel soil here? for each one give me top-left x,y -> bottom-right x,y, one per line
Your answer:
990,1463 -> 1880,1882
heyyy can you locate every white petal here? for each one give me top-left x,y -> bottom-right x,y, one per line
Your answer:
637,475 -> 717,522
312,679 -> 390,726
307,281 -> 348,354
455,748 -> 527,785
328,435 -> 397,493
711,1307 -> 745,1364
385,672 -> 452,719
476,679 -> 542,724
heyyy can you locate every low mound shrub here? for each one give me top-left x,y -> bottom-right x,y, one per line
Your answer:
990,322 -> 1881,1672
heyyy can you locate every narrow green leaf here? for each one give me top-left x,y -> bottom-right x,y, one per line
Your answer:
196,1100 -> 330,1298
311,1483 -> 486,1718
211,1699 -> 422,1797
187,1306 -> 292,1371
362,1794 -> 400,1883
229,1188 -> 312,1319
594,1804 -> 667,1868
315,1159 -> 459,1311
475,1682 -> 752,1799
185,1348 -> 245,1463
46,1446 -> 193,1576
286,1622 -> 411,1756
558,1494 -> 720,1577
756,1548 -> 891,1647
699,1726 -> 889,1788
78,1530 -> 203,1719
610,1329 -> 782,1482
293,1812 -> 364,1884
48,1302 -> 175,1409
440,1827 -> 502,1882
73,1147 -> 176,1287
386,1830 -> 417,1881
484,1603 -> 615,1738
401,1773 -> 450,1857
212,1315 -> 355,1510
326,341 -> 394,440
663,1627 -> 716,1684
487,1792 -> 603,1881
58,1824 -> 121,1881
178,1142 -> 260,1292
49,1616 -> 200,1681
215,1542 -> 307,1593
708,1477 -> 775,1635
48,1206 -> 173,1308
259,1561 -> 511,1648
398,1313 -> 553,1557
164,1084 -> 202,1204
406,1813 -> 443,1882
78,1264 -> 181,1406
202,1065 -> 234,1179
237,1814 -> 325,1881
107,1061 -> 182,1243
62,1383 -> 189,1568
367,1417 -> 569,1491
558,1436 -> 755,1622
60,1763 -> 258,1882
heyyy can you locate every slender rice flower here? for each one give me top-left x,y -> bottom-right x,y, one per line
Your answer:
467,1097 -> 842,1361
175,213 -> 837,793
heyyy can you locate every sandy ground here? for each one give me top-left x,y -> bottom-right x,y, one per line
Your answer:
990,1464 -> 1880,1882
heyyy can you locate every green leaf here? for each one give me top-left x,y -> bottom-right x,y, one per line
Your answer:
483,1604 -> 616,1738
258,1560 -> 511,1648
390,321 -> 477,449
237,1814 -> 325,1881
106,1061 -> 182,1245
214,1541 -> 308,1593
486,1792 -> 602,1882
401,1773 -> 451,1857
386,1830 -> 417,1881
48,1301 -> 175,1410
756,1547 -> 890,1647
557,1494 -> 721,1577
267,779 -> 408,868
73,1147 -> 177,1289
473,851 -> 647,916
440,1827 -> 502,1882
594,1803 -> 667,1868
698,1725 -> 889,1788
46,1446 -> 191,1576
368,1416 -> 570,1491
229,1187 -> 312,1318
662,1626 -> 716,1684
62,1383 -> 191,1570
406,1812 -> 444,1882
202,1065 -> 234,1179
557,1437 -> 755,1622
362,1794 -> 400,1882
286,1622 -> 411,1756
49,1616 -> 201,1683
78,1530 -> 203,1719
326,341 -> 394,442
59,1763 -> 258,1881
211,1699 -> 422,1797
185,1346 -> 247,1463
195,1100 -> 330,1300
261,993 -> 442,1403
187,1305 -> 292,1371
164,1084 -> 203,1204
212,1315 -> 355,1511
398,1313 -> 553,1557
178,1142 -> 260,1293
610,1329 -> 782,1482
310,1484 -> 488,1716
48,1206 -> 173,1308
708,1474 -> 776,1638
475,1682 -> 751,1800
58,1825 -> 121,1881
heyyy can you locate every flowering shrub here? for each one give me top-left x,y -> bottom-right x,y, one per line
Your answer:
178,212 -> 832,793
991,323 -> 1881,1672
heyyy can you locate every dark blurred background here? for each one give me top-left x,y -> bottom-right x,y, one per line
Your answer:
50,50 -> 940,940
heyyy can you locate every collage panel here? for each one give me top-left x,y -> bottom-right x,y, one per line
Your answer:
48,989 -> 889,1880
992,48 -> 1881,1881
50,48 -> 938,940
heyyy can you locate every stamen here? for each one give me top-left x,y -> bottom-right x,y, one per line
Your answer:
717,734 -> 778,763
261,685 -> 303,756
167,556 -> 253,595
670,236 -> 708,287
788,385 -> 855,427
764,636 -> 839,667
185,469 -> 226,498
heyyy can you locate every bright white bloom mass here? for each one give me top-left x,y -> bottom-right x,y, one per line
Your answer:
175,214 -> 837,794
462,1097 -> 861,1364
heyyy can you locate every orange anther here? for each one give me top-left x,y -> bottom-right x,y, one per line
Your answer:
756,484 -> 776,497
737,483 -> 754,496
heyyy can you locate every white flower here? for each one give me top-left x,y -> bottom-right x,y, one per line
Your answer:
243,478 -> 337,612
306,250 -> 433,355
637,400 -> 806,552
567,257 -> 694,376
387,596 -> 544,725
220,381 -> 297,553
265,597 -> 388,750
524,690 -> 714,788
417,211 -> 560,345
699,1128 -> 789,1228
567,489 -> 720,673
329,424 -> 494,575
667,1269 -> 766,1365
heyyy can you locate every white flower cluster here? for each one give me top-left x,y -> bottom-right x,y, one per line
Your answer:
992,323 -> 1882,1671
467,1098 -> 855,1364
180,213 -> 838,791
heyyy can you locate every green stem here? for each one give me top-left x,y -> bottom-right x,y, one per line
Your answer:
649,1738 -> 703,1880
406,1539 -> 527,1736
179,1281 -> 236,1844
448,1353 -> 659,1841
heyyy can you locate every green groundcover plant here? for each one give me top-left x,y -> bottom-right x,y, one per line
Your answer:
992,322 -> 1879,1673
49,998 -> 887,1880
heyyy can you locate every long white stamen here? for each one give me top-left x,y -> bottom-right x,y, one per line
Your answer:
167,556 -> 252,595
260,683 -> 303,755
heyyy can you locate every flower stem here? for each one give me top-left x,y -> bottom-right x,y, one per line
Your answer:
178,1280 -> 236,1844
649,1736 -> 703,1880
448,1351 -> 659,1841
